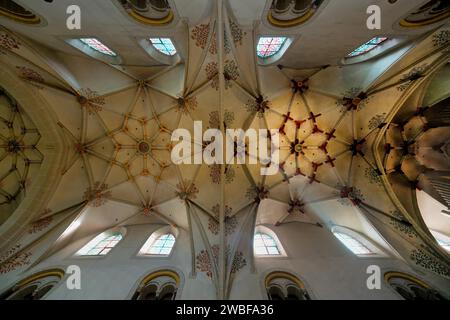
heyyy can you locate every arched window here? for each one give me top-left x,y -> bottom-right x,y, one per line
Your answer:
0,269 -> 64,300
79,38 -> 117,57
131,270 -> 179,300
267,0 -> 326,28
257,37 -> 287,58
150,38 -> 177,56
76,229 -> 124,256
265,272 -> 311,300
146,233 -> 176,255
333,232 -> 373,256
254,232 -> 281,256
347,37 -> 388,57
385,272 -> 446,300
0,0 -> 41,24
138,227 -> 178,257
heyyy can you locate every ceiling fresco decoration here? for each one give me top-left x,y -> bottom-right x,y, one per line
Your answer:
0,0 -> 448,299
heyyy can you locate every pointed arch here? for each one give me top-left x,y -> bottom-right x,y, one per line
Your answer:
138,225 -> 179,257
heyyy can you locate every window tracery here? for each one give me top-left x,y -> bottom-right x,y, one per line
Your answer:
265,272 -> 311,300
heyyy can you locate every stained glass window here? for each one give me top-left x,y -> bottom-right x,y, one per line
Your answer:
347,37 -> 388,57
79,38 -> 117,57
145,233 -> 176,255
150,38 -> 177,56
257,37 -> 287,58
79,232 -> 123,256
333,232 -> 373,255
254,232 -> 281,255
